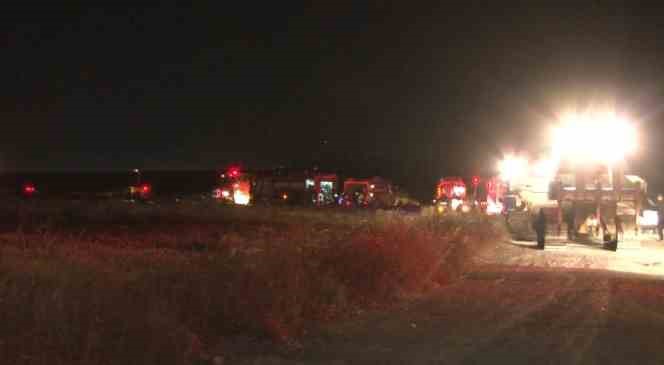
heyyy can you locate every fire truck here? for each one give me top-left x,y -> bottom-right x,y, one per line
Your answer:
433,176 -> 471,213
255,168 -> 338,205
213,166 -> 252,205
213,166 -> 340,206
342,177 -> 395,208
128,183 -> 153,202
213,166 -> 402,209
309,173 -> 340,205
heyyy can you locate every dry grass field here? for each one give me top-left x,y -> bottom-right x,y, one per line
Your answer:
0,200 -> 507,364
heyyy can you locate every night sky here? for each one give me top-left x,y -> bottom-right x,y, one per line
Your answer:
5,2 -> 664,197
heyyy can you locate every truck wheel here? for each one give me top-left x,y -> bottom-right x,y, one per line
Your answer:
506,211 -> 536,241
605,239 -> 618,251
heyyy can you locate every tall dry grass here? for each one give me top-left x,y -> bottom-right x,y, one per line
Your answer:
0,201 -> 507,364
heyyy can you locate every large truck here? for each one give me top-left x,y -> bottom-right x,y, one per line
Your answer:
253,168 -> 340,206
505,161 -> 648,250
342,177 -> 395,208
213,166 -> 252,205
213,166 -> 399,208
213,166 -> 340,206
433,176 -> 471,213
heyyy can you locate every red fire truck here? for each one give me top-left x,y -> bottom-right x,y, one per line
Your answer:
213,166 -> 252,205
434,177 -> 470,213
342,177 -> 395,208
213,166 -> 340,206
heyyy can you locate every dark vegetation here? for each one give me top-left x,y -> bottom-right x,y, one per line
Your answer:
0,200 -> 507,364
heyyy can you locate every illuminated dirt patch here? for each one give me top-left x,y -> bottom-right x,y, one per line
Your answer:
478,240 -> 664,277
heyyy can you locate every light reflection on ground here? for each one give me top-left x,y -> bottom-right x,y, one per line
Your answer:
488,236 -> 664,277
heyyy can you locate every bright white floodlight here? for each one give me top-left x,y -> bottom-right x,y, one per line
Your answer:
552,111 -> 637,164
498,154 -> 528,184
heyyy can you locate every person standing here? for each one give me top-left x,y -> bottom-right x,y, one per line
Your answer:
534,209 -> 547,249
565,208 -> 575,241
657,194 -> 664,241
615,215 -> 624,241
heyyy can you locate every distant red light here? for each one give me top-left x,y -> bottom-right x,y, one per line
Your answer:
23,184 -> 36,194
227,167 -> 241,178
471,176 -> 480,187
141,184 -> 151,193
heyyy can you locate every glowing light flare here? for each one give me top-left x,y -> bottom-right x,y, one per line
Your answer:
585,215 -> 599,228
221,190 -> 230,198
552,112 -> 637,164
532,158 -> 558,179
640,210 -> 659,227
23,184 -> 36,194
498,154 -> 528,183
486,199 -> 503,215
452,186 -> 466,197
233,190 -> 250,205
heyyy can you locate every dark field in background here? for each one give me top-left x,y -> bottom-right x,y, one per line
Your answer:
0,171 -> 219,197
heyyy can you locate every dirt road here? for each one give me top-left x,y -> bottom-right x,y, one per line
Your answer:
240,239 -> 664,364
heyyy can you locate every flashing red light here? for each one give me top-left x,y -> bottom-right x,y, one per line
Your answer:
471,176 -> 480,187
141,184 -> 151,194
227,167 -> 240,178
23,184 -> 36,194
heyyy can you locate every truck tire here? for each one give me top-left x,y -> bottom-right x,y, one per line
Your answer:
604,239 -> 618,251
506,211 -> 536,241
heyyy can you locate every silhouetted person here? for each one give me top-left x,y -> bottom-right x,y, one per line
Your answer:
565,209 -> 575,240
600,215 -> 621,251
534,209 -> 547,249
600,217 -> 611,242
615,215 -> 623,241
658,194 -> 664,241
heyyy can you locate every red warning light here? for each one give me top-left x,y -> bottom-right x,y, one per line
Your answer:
23,184 -> 36,194
227,167 -> 240,178
471,176 -> 480,187
140,184 -> 151,194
